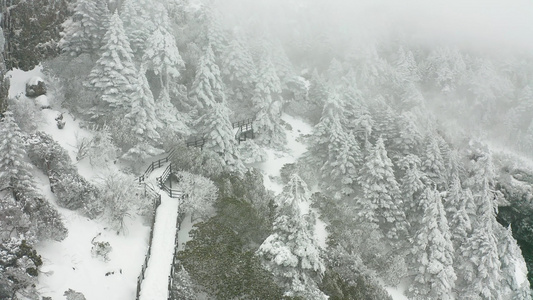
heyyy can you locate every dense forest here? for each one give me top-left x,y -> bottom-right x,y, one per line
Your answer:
1,0 -> 533,299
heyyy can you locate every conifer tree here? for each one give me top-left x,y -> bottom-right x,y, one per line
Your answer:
86,12 -> 138,120
322,131 -> 361,200
189,44 -> 225,115
408,188 -> 456,300
356,138 -> 407,241
252,51 -> 286,149
495,225 -> 532,299
198,102 -> 243,172
142,26 -> 185,92
121,0 -> 171,58
124,68 -> 161,145
445,175 -> 472,250
0,112 -> 36,202
399,154 -> 427,228
60,0 -> 110,57
221,33 -> 256,110
421,135 -> 447,187
256,175 -> 326,299
306,91 -> 344,167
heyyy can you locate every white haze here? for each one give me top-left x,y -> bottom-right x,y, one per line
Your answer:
215,0 -> 533,53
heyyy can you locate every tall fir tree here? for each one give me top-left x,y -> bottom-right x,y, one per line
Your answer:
189,44 -> 225,116
252,51 -> 286,149
60,0 -> 110,57
221,32 -> 257,113
356,137 -> 407,241
142,26 -> 185,92
198,102 -> 243,172
86,12 -> 138,120
256,174 -> 326,299
408,188 -> 456,300
0,112 -> 36,203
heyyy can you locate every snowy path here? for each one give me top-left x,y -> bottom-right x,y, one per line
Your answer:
138,193 -> 179,300
138,165 -> 180,300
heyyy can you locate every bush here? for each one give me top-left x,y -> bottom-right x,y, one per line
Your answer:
8,94 -> 42,132
52,173 -> 99,212
91,241 -> 112,262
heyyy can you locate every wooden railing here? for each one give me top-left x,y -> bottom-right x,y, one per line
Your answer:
232,117 -> 254,129
167,210 -> 184,299
135,184 -> 162,300
137,149 -> 176,183
186,137 -> 206,149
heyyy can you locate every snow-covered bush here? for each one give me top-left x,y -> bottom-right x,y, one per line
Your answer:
95,170 -> 149,233
27,131 -> 72,173
170,145 -> 224,179
91,240 -> 112,262
176,171 -> 217,221
64,289 -> 86,300
53,173 -> 99,212
8,95 -> 41,132
0,238 -> 42,299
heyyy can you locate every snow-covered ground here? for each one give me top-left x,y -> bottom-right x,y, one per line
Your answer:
138,193 -> 180,300
8,68 -> 151,300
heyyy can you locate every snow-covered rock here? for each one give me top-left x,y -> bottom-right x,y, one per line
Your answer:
26,76 -> 46,97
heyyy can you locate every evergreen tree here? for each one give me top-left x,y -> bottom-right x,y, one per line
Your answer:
322,131 -> 361,200
421,135 -> 447,187
256,174 -> 326,299
0,112 -> 36,202
495,224 -> 532,300
198,102 -> 243,172
120,0 -> 171,58
142,26 -> 185,92
60,0 -> 110,57
86,12 -> 138,120
356,138 -> 407,241
399,154 -> 427,228
189,44 -> 225,115
124,68 -> 161,146
445,175 -> 472,250
221,33 -> 257,112
252,52 -> 286,149
408,187 -> 456,300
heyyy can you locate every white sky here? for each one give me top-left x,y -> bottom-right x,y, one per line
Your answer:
217,0 -> 533,52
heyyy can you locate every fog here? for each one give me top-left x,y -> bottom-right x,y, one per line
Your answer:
214,0 -> 533,54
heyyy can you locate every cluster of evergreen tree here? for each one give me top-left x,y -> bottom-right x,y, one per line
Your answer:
2,0 -> 533,298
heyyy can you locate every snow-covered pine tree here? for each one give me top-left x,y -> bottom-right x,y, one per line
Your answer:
221,32 -> 257,113
393,47 -> 420,88
252,51 -> 286,149
356,137 -> 407,241
0,112 -> 37,203
408,187 -> 456,300
256,174 -> 326,299
322,131 -> 361,200
155,88 -> 190,139
421,134 -> 447,188
0,112 -> 67,242
60,0 -> 110,57
142,26 -> 185,93
306,90 -> 344,170
124,67 -> 161,146
445,175 -> 472,250
86,12 -> 138,120
398,154 -> 427,229
189,43 -> 225,116
457,149 -> 503,299
198,102 -> 244,173
495,224 -> 532,299
121,0 -> 171,58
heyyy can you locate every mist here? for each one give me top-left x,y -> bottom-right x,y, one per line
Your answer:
214,0 -> 533,54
